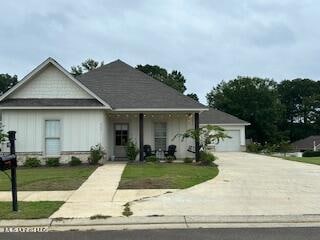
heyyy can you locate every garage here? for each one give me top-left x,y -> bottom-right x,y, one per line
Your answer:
215,130 -> 241,152
200,108 -> 250,152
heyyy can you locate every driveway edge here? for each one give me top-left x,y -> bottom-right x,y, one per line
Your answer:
1,215 -> 320,232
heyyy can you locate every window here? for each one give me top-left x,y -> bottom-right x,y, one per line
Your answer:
45,120 -> 60,156
154,122 -> 167,151
115,124 -> 128,146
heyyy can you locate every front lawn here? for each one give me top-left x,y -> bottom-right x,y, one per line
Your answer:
0,201 -> 63,219
118,163 -> 219,189
0,166 -> 97,191
283,156 -> 320,166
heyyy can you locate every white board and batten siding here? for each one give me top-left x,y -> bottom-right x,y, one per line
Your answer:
2,110 -> 108,157
107,114 -> 195,159
8,64 -> 93,99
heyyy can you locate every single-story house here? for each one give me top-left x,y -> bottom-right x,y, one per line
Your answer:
0,58 -> 248,164
291,135 -> 320,152
200,108 -> 250,151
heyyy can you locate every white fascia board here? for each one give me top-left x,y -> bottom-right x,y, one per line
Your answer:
0,58 -> 112,109
112,108 -> 209,112
0,106 -> 109,110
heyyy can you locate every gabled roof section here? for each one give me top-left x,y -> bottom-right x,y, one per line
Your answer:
291,135 -> 320,150
77,60 -> 207,111
200,108 -> 250,125
0,58 -> 111,108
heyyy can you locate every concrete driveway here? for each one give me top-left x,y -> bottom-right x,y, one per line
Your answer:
131,152 -> 320,216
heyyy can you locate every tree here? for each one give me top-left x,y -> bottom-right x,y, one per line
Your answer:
71,59 -> 104,76
136,64 -> 186,93
174,125 -> 230,152
277,140 -> 292,156
0,124 -> 7,143
186,93 -> 199,102
278,79 -> 320,141
207,76 -> 284,144
0,74 -> 18,95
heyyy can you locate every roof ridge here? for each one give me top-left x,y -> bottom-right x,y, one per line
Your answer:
75,59 -> 119,76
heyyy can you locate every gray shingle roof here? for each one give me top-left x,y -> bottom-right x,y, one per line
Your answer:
77,60 -> 206,109
291,135 -> 320,151
200,108 -> 249,125
0,99 -> 103,107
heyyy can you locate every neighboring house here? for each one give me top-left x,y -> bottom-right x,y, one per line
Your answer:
0,58 -> 249,164
199,108 -> 250,152
291,135 -> 320,152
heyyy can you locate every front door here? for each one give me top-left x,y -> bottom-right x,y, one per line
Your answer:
114,123 -> 129,160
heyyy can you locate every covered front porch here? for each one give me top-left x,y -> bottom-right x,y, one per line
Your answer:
106,112 -> 201,161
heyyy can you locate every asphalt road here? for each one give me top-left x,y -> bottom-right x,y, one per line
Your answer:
0,227 -> 320,240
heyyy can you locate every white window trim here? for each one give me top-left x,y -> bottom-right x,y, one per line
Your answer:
44,119 -> 62,157
154,122 -> 167,151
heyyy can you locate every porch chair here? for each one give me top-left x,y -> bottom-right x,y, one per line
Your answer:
143,145 -> 155,159
164,145 -> 177,159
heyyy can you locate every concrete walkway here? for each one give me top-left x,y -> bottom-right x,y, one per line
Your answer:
0,191 -> 74,202
131,152 -> 320,216
51,162 -> 126,218
50,162 -> 176,218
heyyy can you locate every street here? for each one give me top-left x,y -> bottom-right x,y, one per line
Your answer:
1,227 -> 319,240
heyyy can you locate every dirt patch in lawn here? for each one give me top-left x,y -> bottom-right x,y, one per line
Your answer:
118,178 -> 174,189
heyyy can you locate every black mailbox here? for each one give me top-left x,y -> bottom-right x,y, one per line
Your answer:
0,131 -> 18,211
0,154 -> 16,171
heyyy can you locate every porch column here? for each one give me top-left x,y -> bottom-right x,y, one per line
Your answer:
195,112 -> 200,162
139,113 -> 144,161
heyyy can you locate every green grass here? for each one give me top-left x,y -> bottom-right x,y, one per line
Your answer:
118,162 -> 219,189
0,201 -> 64,219
283,156 -> 320,166
0,166 -> 97,191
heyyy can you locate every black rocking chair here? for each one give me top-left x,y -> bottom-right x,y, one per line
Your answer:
143,145 -> 155,159
164,145 -> 177,159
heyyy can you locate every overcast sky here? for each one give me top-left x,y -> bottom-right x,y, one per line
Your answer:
0,0 -> 319,103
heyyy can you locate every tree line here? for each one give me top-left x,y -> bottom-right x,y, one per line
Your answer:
207,77 -> 320,144
1,59 -> 319,144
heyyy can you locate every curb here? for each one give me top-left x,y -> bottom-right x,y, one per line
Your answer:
1,215 -> 320,232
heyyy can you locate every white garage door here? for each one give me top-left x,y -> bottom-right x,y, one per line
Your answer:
215,130 -> 241,152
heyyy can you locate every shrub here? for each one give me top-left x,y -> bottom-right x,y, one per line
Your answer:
24,157 -> 41,168
46,158 -> 60,167
88,144 -> 105,165
165,155 -> 175,163
247,142 -> 263,153
302,151 -> 320,157
126,139 -> 139,161
69,156 -> 82,166
262,143 -> 278,154
183,157 -> 193,163
145,155 -> 157,162
277,140 -> 292,156
199,151 -> 216,165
